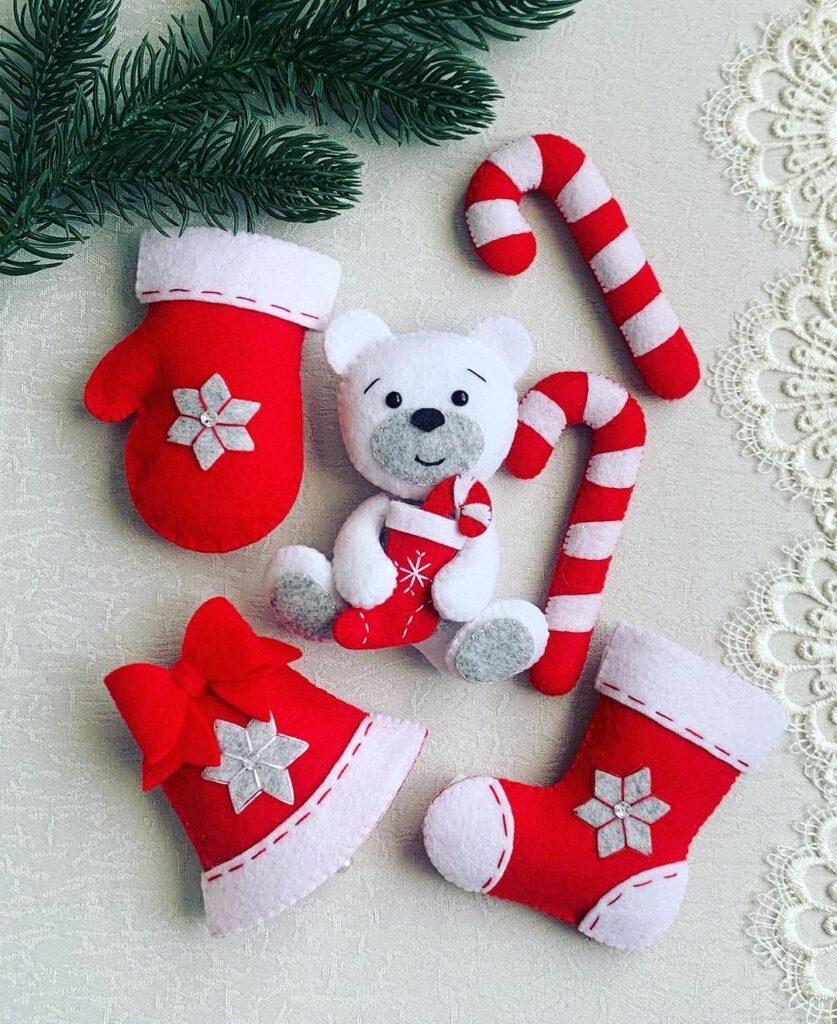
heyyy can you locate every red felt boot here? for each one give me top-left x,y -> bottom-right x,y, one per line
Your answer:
105,598 -> 426,936
423,623 -> 784,949
332,475 -> 491,650
85,228 -> 341,553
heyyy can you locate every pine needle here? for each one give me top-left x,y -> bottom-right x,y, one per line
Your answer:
0,0 -> 580,276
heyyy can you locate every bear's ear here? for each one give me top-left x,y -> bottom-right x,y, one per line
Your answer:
471,316 -> 533,380
324,309 -> 391,377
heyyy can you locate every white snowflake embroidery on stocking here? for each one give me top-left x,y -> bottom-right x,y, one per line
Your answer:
168,372 -> 260,470
397,551 -> 432,594
201,715 -> 308,813
574,768 -> 670,857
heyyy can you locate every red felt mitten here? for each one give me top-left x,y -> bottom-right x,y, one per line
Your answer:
85,228 -> 341,552
423,623 -> 784,949
105,598 -> 426,936
332,474 -> 492,650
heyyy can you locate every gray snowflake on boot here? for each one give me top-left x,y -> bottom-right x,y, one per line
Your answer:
574,768 -> 669,857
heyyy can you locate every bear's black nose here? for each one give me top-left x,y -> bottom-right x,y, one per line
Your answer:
410,408 -> 446,432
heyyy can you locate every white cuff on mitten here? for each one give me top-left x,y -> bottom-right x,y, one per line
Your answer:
136,227 -> 341,329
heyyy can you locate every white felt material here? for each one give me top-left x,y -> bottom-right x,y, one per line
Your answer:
135,228 -> 341,328
545,593 -> 603,632
471,317 -> 533,381
563,520 -> 622,560
431,526 -> 500,623
621,294 -> 680,357
518,389 -> 568,444
335,326 -> 524,502
588,228 -> 647,292
443,599 -> 548,680
598,623 -> 786,772
202,713 -> 426,937
332,494 -> 397,609
465,199 -> 531,247
586,447 -> 644,488
583,374 -> 629,429
556,157 -> 612,223
578,862 -> 690,950
385,501 -> 466,551
488,136 -> 543,192
262,544 -> 341,605
422,776 -> 513,894
324,310 -> 392,376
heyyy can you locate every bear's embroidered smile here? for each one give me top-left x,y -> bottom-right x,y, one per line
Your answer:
370,408 -> 485,486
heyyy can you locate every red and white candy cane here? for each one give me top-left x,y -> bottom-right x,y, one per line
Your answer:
465,134 -> 700,400
506,371 -> 646,696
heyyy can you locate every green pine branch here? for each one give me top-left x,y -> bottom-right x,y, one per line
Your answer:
0,0 -> 580,276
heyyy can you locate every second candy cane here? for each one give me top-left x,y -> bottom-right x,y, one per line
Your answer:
506,371 -> 646,695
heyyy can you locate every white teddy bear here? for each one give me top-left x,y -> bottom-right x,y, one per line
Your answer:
263,310 -> 548,684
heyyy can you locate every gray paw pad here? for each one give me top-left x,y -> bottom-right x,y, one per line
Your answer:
453,618 -> 535,683
269,573 -> 337,640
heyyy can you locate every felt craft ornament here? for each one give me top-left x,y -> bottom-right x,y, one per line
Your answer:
104,597 -> 426,937
332,474 -> 493,650
464,134 -> 700,400
264,311 -> 548,684
506,371 -> 646,695
423,623 -> 784,949
84,228 -> 341,553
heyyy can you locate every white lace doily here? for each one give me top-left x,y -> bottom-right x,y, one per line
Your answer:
709,253 -> 837,537
724,535 -> 836,801
749,808 -> 837,1024
702,0 -> 837,256
706,3 -> 837,1019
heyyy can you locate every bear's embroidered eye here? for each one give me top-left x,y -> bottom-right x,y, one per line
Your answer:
385,391 -> 402,409
451,390 -> 469,407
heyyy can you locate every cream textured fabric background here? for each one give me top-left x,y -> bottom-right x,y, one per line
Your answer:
0,1 -> 815,1021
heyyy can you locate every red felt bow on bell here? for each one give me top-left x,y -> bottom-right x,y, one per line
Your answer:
105,597 -> 300,790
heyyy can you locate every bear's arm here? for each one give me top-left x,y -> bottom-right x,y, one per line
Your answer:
431,523 -> 500,622
333,493 -> 397,608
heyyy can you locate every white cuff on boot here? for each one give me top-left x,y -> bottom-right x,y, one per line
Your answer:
597,623 -> 785,773
136,228 -> 341,329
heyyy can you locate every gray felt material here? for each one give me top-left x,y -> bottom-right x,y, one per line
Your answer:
269,573 -> 338,640
370,409 -> 485,486
453,618 -> 535,683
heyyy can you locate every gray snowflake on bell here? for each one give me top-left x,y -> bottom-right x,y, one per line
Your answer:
202,716 -> 309,813
574,768 -> 669,858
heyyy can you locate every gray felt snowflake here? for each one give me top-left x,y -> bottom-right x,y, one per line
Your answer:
168,372 -> 260,471
574,768 -> 669,858
202,716 -> 308,814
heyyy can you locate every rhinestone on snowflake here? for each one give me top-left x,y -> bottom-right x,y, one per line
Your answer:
168,372 -> 260,471
574,768 -> 670,858
201,715 -> 308,814
397,551 -> 432,594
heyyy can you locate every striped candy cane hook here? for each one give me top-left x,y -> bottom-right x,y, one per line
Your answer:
465,134 -> 700,400
506,371 -> 645,695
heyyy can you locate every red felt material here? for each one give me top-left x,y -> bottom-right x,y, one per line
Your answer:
333,475 -> 491,651
164,665 -> 365,869
464,133 -> 701,399
489,695 -> 739,925
85,301 -> 306,552
533,133 -> 585,198
506,372 -> 646,695
475,235 -> 537,277
105,597 -> 368,869
635,329 -> 701,401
